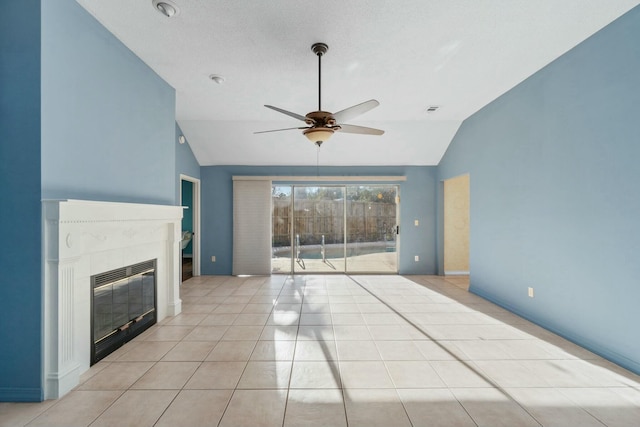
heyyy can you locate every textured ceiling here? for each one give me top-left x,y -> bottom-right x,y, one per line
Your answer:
76,0 -> 639,166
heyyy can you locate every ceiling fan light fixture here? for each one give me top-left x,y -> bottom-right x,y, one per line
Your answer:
303,127 -> 334,144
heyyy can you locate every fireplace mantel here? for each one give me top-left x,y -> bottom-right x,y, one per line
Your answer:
42,199 -> 183,399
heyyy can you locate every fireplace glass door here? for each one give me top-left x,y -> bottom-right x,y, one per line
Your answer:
91,259 -> 157,364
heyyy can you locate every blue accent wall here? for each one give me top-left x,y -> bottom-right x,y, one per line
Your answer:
1,0 -> 179,401
200,166 -> 437,275
438,6 -> 640,373
41,0 -> 176,205
0,0 -> 43,401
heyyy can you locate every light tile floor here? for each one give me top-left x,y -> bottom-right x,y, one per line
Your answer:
2,275 -> 640,427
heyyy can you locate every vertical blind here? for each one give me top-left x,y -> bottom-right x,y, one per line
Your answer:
232,179 -> 272,275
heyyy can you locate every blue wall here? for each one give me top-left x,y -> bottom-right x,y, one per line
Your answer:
176,124 -> 199,255
0,0 -> 43,402
438,6 -> 640,373
200,166 -> 437,275
175,124 -> 200,199
1,0 -> 180,401
41,0 -> 176,205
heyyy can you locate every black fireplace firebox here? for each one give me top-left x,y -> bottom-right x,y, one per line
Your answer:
91,259 -> 157,365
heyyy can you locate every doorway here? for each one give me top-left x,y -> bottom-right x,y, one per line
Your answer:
443,174 -> 470,276
272,184 -> 399,274
180,175 -> 201,282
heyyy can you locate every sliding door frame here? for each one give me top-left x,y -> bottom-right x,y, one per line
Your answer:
271,182 -> 401,274
234,175 -> 406,275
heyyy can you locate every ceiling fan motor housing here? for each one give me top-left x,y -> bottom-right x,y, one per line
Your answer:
305,111 -> 338,127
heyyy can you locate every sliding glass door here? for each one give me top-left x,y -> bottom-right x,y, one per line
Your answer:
271,186 -> 292,274
293,186 -> 346,273
272,184 -> 398,274
345,186 -> 398,273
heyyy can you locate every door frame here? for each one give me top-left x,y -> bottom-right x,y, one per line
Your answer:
273,183 -> 400,274
180,174 -> 201,276
442,173 -> 470,276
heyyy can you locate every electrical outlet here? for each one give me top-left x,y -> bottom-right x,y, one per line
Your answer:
211,256 -> 216,263
414,255 -> 419,262
528,287 -> 534,298
414,219 -> 419,226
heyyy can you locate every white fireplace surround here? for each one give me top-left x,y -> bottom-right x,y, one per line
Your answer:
42,199 -> 184,399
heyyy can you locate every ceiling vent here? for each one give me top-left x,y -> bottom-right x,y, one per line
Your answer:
426,106 -> 440,114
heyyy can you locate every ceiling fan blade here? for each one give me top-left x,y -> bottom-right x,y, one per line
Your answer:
254,126 -> 309,134
264,105 -> 309,122
333,99 -> 380,123
338,124 -> 385,136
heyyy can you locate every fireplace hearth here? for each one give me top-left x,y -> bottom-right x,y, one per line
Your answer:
91,259 -> 157,365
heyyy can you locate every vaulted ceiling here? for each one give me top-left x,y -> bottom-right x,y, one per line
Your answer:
77,0 -> 639,166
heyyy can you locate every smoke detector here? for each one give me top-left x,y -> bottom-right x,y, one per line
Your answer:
209,74 -> 226,84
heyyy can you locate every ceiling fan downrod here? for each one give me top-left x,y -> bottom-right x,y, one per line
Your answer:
311,43 -> 328,111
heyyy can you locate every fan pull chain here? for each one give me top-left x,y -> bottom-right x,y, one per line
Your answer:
316,143 -> 320,176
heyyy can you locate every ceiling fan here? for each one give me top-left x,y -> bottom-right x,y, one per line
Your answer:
255,43 -> 384,146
